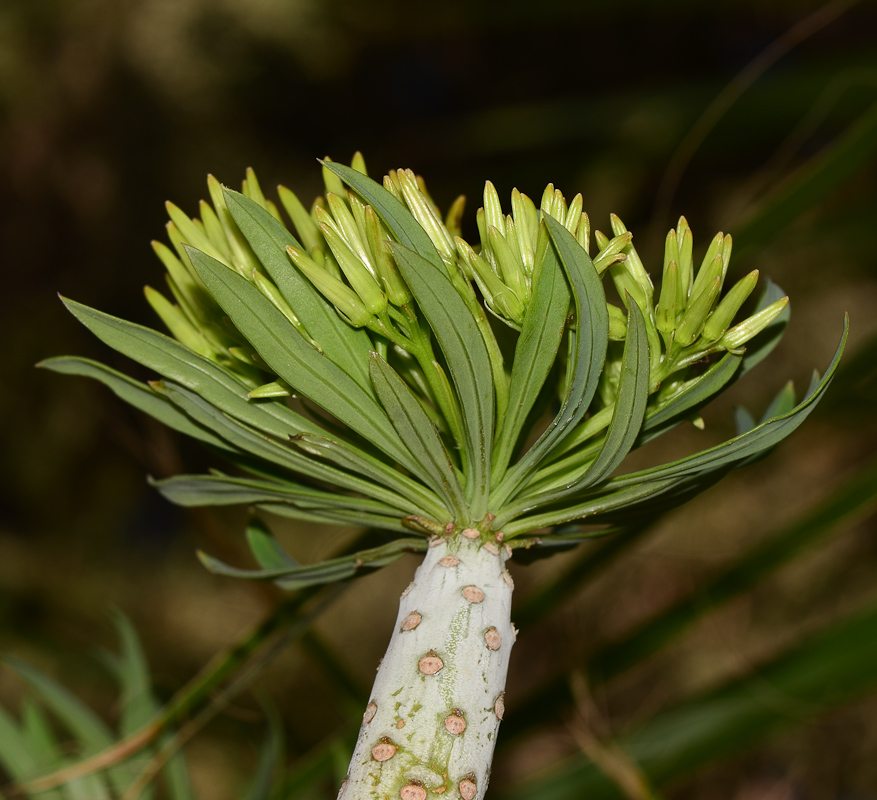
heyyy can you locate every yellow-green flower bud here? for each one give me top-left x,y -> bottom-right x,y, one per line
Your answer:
444,194 -> 466,239
656,260 -> 680,334
691,233 -> 724,297
610,214 -> 653,298
396,169 -> 456,263
198,200 -> 233,261
248,380 -> 293,399
455,237 -> 525,327
565,194 -> 584,233
483,180 -> 505,236
593,231 -> 632,274
690,254 -> 725,308
676,277 -> 721,346
487,226 -> 528,304
287,245 -> 373,327
325,193 -> 373,272
165,202 -> 229,267
701,269 -> 759,343
318,221 -> 387,316
350,151 -> 368,175
144,286 -> 214,359
575,212 -> 591,256
719,296 -> 789,351
321,157 -> 347,197
277,185 -> 322,254
676,217 -> 693,299
365,206 -> 411,306
382,171 -> 403,202
511,188 -> 538,268
607,303 -> 628,340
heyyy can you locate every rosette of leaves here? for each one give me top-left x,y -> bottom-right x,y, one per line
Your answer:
41,154 -> 846,799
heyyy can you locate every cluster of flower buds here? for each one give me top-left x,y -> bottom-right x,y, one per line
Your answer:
147,156 -> 790,410
148,168 -> 297,390
655,217 -> 788,373
454,182 -> 634,332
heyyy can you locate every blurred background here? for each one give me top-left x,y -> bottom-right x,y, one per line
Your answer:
2,0 -> 877,798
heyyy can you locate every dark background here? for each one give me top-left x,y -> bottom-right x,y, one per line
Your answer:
2,0 -> 877,797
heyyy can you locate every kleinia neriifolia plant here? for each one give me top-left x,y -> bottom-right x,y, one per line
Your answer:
43,154 -> 846,799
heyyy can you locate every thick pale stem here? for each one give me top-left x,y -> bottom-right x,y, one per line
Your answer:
340,535 -> 515,800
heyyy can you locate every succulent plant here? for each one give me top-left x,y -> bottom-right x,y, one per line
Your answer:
42,154 -> 845,799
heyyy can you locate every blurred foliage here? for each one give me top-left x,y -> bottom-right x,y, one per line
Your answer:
1,0 -> 876,797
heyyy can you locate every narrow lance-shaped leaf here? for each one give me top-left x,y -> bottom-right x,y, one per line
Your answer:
498,299 -> 650,525
290,433 -> 448,521
322,161 -> 445,271
38,357 -> 235,452
198,537 -> 428,590
152,381 -> 424,517
224,190 -> 375,392
152,472 -> 412,518
186,247 -> 420,473
612,317 -> 847,488
390,243 -> 495,519
245,516 -> 298,571
369,353 -> 466,521
58,298 -> 326,441
3,658 -> 132,798
491,213 -> 609,510
492,241 -> 570,483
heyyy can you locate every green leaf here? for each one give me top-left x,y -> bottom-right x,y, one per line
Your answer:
3,658 -> 130,798
572,299 -> 650,489
151,382 -> 420,519
223,190 -> 374,392
111,612 -> 157,736
186,248 -> 417,472
198,537 -> 428,590
321,162 -> 444,271
246,516 -> 298,570
244,702 -> 285,800
291,434 -> 448,521
4,659 -> 115,755
612,317 -> 846,489
390,243 -> 495,518
503,476 -> 683,536
492,243 -> 570,483
59,298 -> 325,440
492,214 -> 609,509
152,472 -> 412,518
257,503 -> 412,534
643,353 -> 742,432
38,356 -> 234,452
499,301 -> 650,526
369,353 -> 466,520
0,703 -> 45,784
736,279 -> 790,377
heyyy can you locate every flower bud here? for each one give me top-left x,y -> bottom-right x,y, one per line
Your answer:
364,206 -> 411,306
701,270 -> 759,343
277,185 -> 322,254
719,296 -> 789,350
287,245 -> 373,327
676,276 -> 721,346
318,221 -> 387,316
656,260 -> 680,334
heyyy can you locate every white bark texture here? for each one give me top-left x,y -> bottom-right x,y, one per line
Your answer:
339,535 -> 515,800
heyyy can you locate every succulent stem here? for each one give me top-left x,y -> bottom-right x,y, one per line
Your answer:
340,536 -> 515,800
